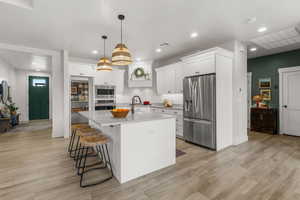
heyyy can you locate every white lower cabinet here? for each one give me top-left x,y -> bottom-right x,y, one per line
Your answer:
151,107 -> 183,137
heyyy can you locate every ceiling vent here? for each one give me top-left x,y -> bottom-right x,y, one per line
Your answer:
0,0 -> 33,9
250,27 -> 300,50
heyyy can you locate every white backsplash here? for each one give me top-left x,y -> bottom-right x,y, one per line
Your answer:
116,90 -> 183,105
161,94 -> 183,105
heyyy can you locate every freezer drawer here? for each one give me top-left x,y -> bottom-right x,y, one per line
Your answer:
183,118 -> 216,150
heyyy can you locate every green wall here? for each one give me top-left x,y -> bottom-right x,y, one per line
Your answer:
248,49 -> 300,108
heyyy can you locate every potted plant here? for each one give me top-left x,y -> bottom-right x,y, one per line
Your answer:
6,102 -> 18,116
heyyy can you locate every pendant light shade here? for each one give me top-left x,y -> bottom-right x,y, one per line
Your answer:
111,14 -> 133,66
97,35 -> 112,71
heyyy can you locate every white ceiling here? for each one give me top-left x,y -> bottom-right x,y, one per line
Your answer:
0,0 -> 300,61
0,49 -> 51,72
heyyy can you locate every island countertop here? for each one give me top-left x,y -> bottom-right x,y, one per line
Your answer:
79,110 -> 175,127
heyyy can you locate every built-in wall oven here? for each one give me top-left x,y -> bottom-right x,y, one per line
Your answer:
95,85 -> 115,99
95,85 -> 116,110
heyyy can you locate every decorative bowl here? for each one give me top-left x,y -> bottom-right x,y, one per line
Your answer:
111,109 -> 130,118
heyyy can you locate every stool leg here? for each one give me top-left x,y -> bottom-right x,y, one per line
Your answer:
79,145 -> 113,188
105,144 -> 114,177
80,147 -> 89,187
100,145 -> 108,168
68,129 -> 75,153
76,145 -> 85,172
71,135 -> 80,159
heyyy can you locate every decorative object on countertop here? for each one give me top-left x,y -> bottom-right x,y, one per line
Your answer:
259,78 -> 271,89
252,95 -> 263,108
163,99 -> 173,107
111,109 -> 129,118
97,35 -> 112,71
143,101 -> 150,105
111,14 -> 132,66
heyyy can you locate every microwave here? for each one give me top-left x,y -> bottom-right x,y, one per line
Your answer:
95,85 -> 115,99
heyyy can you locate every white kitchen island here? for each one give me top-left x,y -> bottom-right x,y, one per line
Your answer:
79,111 -> 176,184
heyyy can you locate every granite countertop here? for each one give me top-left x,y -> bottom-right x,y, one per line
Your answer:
79,111 -> 175,127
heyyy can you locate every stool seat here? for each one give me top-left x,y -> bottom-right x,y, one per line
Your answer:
76,128 -> 101,137
80,135 -> 109,146
71,123 -> 90,130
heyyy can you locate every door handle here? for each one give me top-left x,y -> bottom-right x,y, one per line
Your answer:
283,105 -> 288,108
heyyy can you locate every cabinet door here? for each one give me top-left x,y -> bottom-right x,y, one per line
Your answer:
166,69 -> 176,93
184,58 -> 215,77
157,69 -> 168,94
69,63 -> 95,76
111,70 -> 125,94
94,71 -> 113,85
174,63 -> 183,93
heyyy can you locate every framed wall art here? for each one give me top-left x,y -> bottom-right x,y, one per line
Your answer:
260,89 -> 271,101
259,78 -> 271,88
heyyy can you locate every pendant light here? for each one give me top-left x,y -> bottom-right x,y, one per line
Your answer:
111,14 -> 133,66
97,35 -> 112,71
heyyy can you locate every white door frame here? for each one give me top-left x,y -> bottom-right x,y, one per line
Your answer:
0,42 -> 68,138
247,72 -> 252,129
278,66 -> 300,134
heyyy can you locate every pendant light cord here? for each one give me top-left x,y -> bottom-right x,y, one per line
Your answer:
121,19 -> 123,44
103,38 -> 106,57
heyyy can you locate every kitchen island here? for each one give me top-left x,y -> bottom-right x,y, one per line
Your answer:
79,111 -> 176,184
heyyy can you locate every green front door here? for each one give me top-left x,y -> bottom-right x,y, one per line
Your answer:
29,76 -> 49,120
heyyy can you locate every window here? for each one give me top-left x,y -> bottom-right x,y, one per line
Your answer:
32,79 -> 46,87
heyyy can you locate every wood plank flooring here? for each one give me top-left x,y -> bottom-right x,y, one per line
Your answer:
1,125 -> 300,200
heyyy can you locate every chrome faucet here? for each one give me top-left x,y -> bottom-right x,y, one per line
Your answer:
131,95 -> 142,114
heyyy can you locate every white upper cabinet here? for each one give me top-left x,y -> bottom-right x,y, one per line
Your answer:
69,62 -> 95,77
174,63 -> 183,93
155,62 -> 183,94
69,62 -> 125,94
111,70 -> 125,94
181,53 -> 216,77
94,71 -> 113,85
94,70 -> 125,94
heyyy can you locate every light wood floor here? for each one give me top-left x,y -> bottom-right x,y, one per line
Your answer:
1,127 -> 300,200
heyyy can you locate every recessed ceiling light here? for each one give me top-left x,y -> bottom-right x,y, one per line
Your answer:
190,32 -> 198,38
249,47 -> 257,52
156,48 -> 162,53
136,58 -> 141,61
257,27 -> 267,33
92,50 -> 98,54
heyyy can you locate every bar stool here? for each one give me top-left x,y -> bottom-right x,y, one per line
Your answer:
74,128 -> 101,165
78,134 -> 113,188
68,123 -> 90,158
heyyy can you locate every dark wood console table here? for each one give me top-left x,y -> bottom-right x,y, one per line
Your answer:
250,108 -> 278,134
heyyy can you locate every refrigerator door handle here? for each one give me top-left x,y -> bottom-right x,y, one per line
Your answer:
184,118 -> 212,124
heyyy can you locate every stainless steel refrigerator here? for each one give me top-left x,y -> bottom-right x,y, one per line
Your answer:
183,73 -> 216,150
